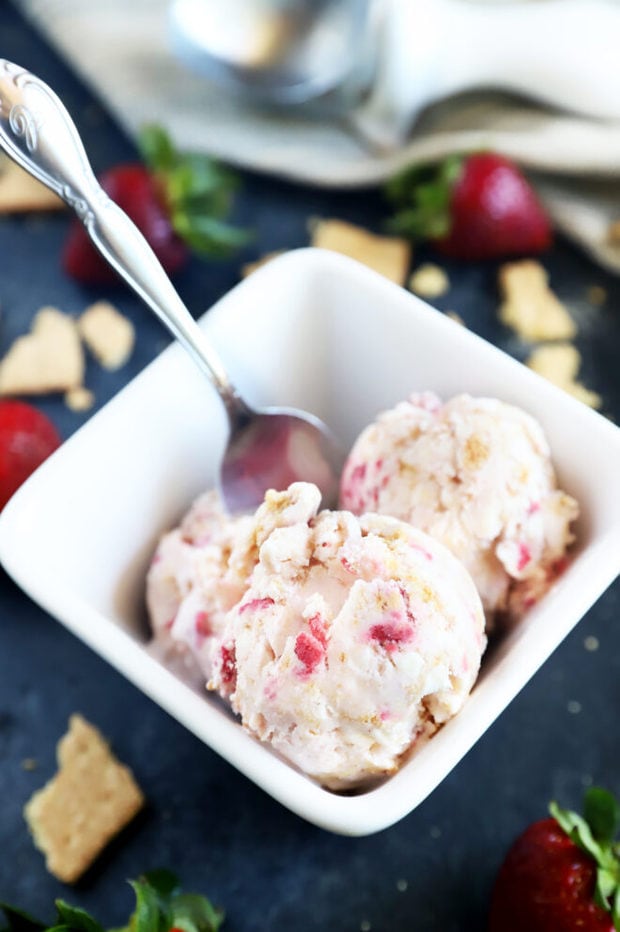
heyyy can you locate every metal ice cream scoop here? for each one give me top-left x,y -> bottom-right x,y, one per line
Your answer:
169,0 -> 620,150
0,59 -> 344,514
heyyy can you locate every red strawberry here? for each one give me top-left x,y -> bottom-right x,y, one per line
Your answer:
0,400 -> 61,509
488,787 -> 620,931
386,152 -> 552,261
63,164 -> 188,284
62,125 -> 249,285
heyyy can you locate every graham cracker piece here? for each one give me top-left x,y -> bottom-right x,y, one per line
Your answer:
24,714 -> 144,884
0,154 -> 64,213
310,219 -> 411,285
65,386 -> 95,412
78,301 -> 135,370
526,342 -> 601,409
607,219 -> 620,245
586,285 -> 607,307
409,263 -> 450,298
240,250 -> 285,278
0,307 -> 84,396
498,260 -> 576,342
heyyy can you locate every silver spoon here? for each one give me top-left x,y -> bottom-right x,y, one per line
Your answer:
0,59 -> 344,514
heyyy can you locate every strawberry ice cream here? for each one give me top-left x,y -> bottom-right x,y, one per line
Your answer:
208,482 -> 486,790
146,489 -> 255,682
339,393 -> 579,622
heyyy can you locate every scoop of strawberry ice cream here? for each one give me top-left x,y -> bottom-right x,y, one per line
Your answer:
339,392 -> 579,623
209,482 -> 486,790
146,489 -> 255,682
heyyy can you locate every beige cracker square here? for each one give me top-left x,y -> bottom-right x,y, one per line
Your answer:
24,714 -> 144,884
0,154 -> 63,213
311,219 -> 411,285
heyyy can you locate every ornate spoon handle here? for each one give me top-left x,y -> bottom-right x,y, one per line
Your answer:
0,59 -> 240,409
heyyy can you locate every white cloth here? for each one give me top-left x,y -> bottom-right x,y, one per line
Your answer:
13,0 -> 620,273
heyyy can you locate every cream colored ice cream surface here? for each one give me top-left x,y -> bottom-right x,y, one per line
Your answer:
340,393 -> 579,624
146,489 -> 255,683
208,483 -> 486,791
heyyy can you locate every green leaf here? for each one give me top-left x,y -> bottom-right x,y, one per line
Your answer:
0,904 -> 46,932
127,880 -> 163,932
172,212 -> 252,257
595,867 -> 618,911
585,788 -> 620,844
552,791 -> 620,929
137,122 -> 249,260
54,903 -> 104,932
140,870 -> 180,901
613,885 -> 620,930
170,894 -> 224,932
384,155 -> 463,242
139,125 -> 176,173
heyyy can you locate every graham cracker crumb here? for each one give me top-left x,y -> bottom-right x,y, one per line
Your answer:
0,155 -> 64,213
311,219 -> 411,285
526,343 -> 601,409
463,434 -> 489,469
498,260 -> 576,342
586,285 -> 607,307
408,263 -> 449,298
24,714 -> 144,884
0,307 -> 84,396
22,758 -> 38,771
241,250 -> 285,278
65,386 -> 95,412
607,219 -> 620,245
78,301 -> 135,370
445,311 -> 465,326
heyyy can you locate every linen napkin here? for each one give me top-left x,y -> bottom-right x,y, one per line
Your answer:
12,0 -> 620,274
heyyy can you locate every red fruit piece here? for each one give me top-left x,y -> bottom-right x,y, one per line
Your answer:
488,787 -> 620,932
437,153 -> 552,260
0,401 -> 61,509
61,126 -> 248,287
62,164 -> 188,284
489,818 -> 613,931
386,152 -> 552,261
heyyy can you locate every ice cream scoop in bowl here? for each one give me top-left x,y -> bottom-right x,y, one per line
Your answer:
0,59 -> 343,513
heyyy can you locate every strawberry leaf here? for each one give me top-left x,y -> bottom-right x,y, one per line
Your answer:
169,894 -> 224,932
0,873 -> 223,932
613,886 -> 620,929
384,155 -> 463,241
140,869 -> 180,900
551,790 -> 620,930
585,787 -> 620,844
138,124 -> 251,258
53,905 -> 103,932
550,800 -> 605,862
0,904 -> 46,932
125,882 -> 160,932
139,125 -> 176,172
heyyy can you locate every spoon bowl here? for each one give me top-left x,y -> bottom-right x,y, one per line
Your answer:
0,59 -> 344,513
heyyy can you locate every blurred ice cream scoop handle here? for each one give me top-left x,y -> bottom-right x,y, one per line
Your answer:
356,0 -> 620,148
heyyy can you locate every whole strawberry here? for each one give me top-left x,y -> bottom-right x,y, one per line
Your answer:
386,152 -> 552,261
0,400 -> 61,509
63,125 -> 248,284
488,787 -> 620,931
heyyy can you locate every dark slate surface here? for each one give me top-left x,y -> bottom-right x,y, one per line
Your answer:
1,4 -> 619,929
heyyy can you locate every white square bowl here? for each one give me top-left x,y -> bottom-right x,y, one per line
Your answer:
1,248 -> 619,836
